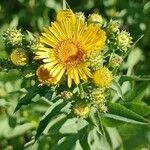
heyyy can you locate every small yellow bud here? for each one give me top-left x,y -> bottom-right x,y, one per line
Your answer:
93,67 -> 113,88
98,104 -> 107,113
88,13 -> 103,27
73,102 -> 90,118
57,9 -> 76,21
10,48 -> 28,66
36,65 -> 57,85
61,91 -> 73,100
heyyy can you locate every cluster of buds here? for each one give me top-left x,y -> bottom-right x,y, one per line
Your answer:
2,27 -> 30,67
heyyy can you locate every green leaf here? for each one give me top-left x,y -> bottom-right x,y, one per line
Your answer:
125,81 -> 150,102
87,127 -> 111,150
123,102 -> 150,117
105,127 -> 123,150
35,99 -> 67,141
119,75 -> 150,84
51,134 -> 78,150
14,85 -> 49,112
103,102 -> 150,125
111,80 -> 124,100
8,115 -> 17,128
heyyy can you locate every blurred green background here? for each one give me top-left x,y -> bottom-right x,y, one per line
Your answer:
0,0 -> 150,150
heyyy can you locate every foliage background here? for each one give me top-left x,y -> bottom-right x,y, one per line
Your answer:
0,0 -> 150,150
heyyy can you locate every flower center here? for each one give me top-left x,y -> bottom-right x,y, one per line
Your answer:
55,40 -> 84,66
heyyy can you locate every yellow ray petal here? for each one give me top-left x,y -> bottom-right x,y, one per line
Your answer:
55,67 -> 65,82
67,70 -> 72,88
78,67 -> 87,81
73,68 -> 80,84
51,64 -> 64,76
82,65 -> 93,78
40,37 -> 56,48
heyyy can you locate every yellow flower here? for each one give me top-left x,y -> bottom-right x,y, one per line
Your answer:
73,102 -> 90,118
10,48 -> 28,66
93,67 -> 113,88
36,65 -> 57,85
35,9 -> 106,87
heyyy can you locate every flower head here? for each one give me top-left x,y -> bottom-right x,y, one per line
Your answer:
35,9 -> 106,87
93,67 -> 113,88
10,48 -> 28,66
36,65 -> 57,85
73,102 -> 90,118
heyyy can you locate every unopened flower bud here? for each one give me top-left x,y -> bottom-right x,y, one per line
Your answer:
98,104 -> 107,113
75,12 -> 85,21
61,91 -> 73,100
88,13 -> 103,27
91,88 -> 105,104
107,20 -> 120,33
57,9 -> 76,21
3,27 -> 23,46
117,31 -> 132,51
73,102 -> 90,118
110,55 -> 123,68
10,48 -> 28,66
88,49 -> 103,71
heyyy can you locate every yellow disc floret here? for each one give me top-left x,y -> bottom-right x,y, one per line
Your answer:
10,48 -> 28,66
93,67 -> 113,88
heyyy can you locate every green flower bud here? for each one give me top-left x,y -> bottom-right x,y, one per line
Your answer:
3,27 -> 23,47
29,36 -> 40,51
88,49 -> 103,71
75,12 -> 85,21
110,55 -> 123,68
91,88 -> 105,104
117,31 -> 132,51
107,19 -> 120,33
